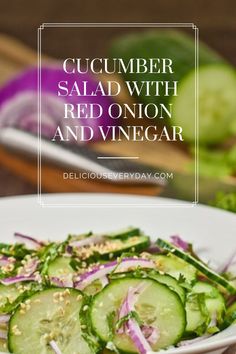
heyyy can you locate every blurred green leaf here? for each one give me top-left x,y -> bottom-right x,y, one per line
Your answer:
188,145 -> 236,178
210,192 -> 236,213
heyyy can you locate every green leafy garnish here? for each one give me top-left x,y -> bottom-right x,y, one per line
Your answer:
115,310 -> 143,331
210,192 -> 236,213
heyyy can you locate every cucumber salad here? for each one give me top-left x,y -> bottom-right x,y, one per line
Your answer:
0,228 -> 235,354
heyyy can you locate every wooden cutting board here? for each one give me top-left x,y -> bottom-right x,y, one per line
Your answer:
0,34 -> 191,195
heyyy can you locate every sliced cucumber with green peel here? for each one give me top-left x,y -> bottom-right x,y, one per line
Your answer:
99,236 -> 150,260
90,277 -> 186,352
47,256 -> 74,278
76,236 -> 150,261
147,270 -> 186,303
0,284 -> 20,313
109,270 -> 186,303
157,238 -> 236,294
221,302 -> 236,329
105,227 -> 141,239
84,279 -> 105,296
227,302 -> 236,318
8,288 -> 96,354
192,282 -> 225,324
171,64 -> 236,144
185,292 -> 209,335
0,283 -> 32,314
152,254 -> 197,283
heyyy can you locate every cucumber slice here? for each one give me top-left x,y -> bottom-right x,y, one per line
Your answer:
171,64 -> 236,144
109,270 -> 186,303
8,288 -> 96,354
84,279 -> 105,296
221,302 -> 236,329
90,277 -> 186,352
185,292 -> 209,335
0,284 -> 20,313
192,282 -> 225,324
147,270 -> 186,303
185,281 -> 225,335
105,227 -> 141,239
152,254 -> 197,283
0,283 -> 32,314
227,302 -> 236,318
47,256 -> 74,278
75,236 -> 150,261
157,238 -> 236,294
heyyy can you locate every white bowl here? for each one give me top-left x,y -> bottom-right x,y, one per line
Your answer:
0,193 -> 236,354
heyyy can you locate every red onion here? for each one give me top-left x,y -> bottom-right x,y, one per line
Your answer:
0,66 -> 119,142
146,244 -> 161,254
0,314 -> 10,323
0,274 -> 37,285
100,275 -> 109,288
0,330 -> 7,340
70,235 -> 104,248
141,325 -> 160,345
170,235 -> 189,251
128,320 -> 152,354
49,340 -> 62,354
50,276 -> 73,288
0,256 -> 15,267
18,258 -> 39,276
74,258 -> 155,290
118,284 -> 153,354
217,250 -> 236,274
14,232 -> 45,248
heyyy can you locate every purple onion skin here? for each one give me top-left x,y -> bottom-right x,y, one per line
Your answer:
170,235 -> 189,251
14,232 -> 44,247
0,66 -> 119,141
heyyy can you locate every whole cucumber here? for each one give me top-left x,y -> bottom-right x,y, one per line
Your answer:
110,30 -> 236,144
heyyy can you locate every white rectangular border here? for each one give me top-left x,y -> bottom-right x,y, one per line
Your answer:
37,23 -> 199,207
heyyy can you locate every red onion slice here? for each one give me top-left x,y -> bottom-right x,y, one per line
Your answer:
70,235 -> 104,248
0,256 -> 15,267
118,284 -> 153,354
18,258 -> 39,276
217,249 -> 236,274
0,66 -> 119,142
50,276 -> 73,288
128,319 -> 152,354
74,258 -> 155,290
170,235 -> 189,251
100,275 -> 109,288
14,232 -> 45,248
141,325 -> 160,345
0,330 -> 7,340
0,274 -> 37,285
0,314 -> 10,323
49,340 -> 62,354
